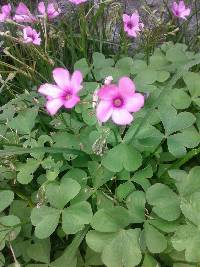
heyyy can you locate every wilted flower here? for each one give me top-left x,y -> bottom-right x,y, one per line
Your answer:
38,2 -> 61,20
172,1 -> 190,19
38,68 -> 83,115
0,4 -> 11,22
96,77 -> 144,125
23,26 -> 41,45
123,11 -> 144,38
69,0 -> 88,5
13,2 -> 36,23
104,76 -> 113,85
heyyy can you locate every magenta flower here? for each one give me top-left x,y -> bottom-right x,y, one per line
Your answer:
13,2 -> 36,23
172,1 -> 190,19
123,12 -> 144,38
38,68 -> 83,115
38,2 -> 61,20
0,4 -> 11,22
96,77 -> 144,125
23,26 -> 41,46
68,0 -> 87,5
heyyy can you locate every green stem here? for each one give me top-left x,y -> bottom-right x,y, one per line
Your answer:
169,146 -> 200,170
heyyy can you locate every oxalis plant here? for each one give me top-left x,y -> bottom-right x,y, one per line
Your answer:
0,1 -> 200,267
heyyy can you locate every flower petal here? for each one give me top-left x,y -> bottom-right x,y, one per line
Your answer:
96,100 -> 113,122
123,14 -> 130,23
38,83 -> 63,98
52,68 -> 70,89
2,4 -> 11,15
71,70 -> 83,93
63,95 -> 80,108
38,2 -> 46,15
112,109 -> 133,125
0,13 -> 6,22
15,2 -> 30,15
47,3 -> 61,19
98,85 -> 118,100
131,12 -> 139,23
118,77 -> 135,97
181,8 -> 190,18
125,93 -> 144,112
46,98 -> 63,115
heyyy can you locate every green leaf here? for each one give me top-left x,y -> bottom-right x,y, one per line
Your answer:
85,247 -> 103,266
0,215 -> 21,243
172,223 -> 200,262
0,253 -> 5,267
173,264 -> 194,267
9,200 -> 31,221
135,69 -> 157,84
144,222 -> 167,253
62,168 -> 88,186
168,126 -> 200,158
99,67 -> 125,82
93,52 -> 114,69
17,158 -> 40,184
181,192 -> 200,227
46,178 -> 81,209
159,104 -> 196,136
31,206 -> 60,239
146,183 -> 180,221
27,239 -> 51,263
166,46 -> 186,63
183,71 -> 200,97
149,217 -> 179,233
8,107 -> 38,134
88,161 -> 114,188
82,108 -> 97,126
115,57 -> 134,74
116,182 -> 135,202
131,60 -> 147,74
27,265 -> 49,267
102,144 -> 142,172
86,230 -> 117,253
141,254 -> 160,267
102,229 -> 142,267
0,190 -> 14,212
62,201 -> 93,234
74,58 -> 90,77
171,89 -> 191,110
126,191 -> 145,223
171,166 -> 200,196
50,228 -> 88,267
156,71 -> 170,82
91,207 -> 130,232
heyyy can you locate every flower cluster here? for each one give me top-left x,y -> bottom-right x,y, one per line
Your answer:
38,68 -> 145,126
0,2 -> 62,45
0,0 -> 191,45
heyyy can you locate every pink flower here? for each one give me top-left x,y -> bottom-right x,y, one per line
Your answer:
23,26 -> 41,46
172,1 -> 190,19
13,2 -> 36,23
38,2 -> 61,20
68,0 -> 87,5
38,68 -> 83,115
123,12 -> 144,38
96,77 -> 144,125
0,4 -> 11,22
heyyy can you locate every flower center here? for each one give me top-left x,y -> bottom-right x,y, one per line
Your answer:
113,97 -> 123,108
127,22 -> 133,29
65,92 -> 72,101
